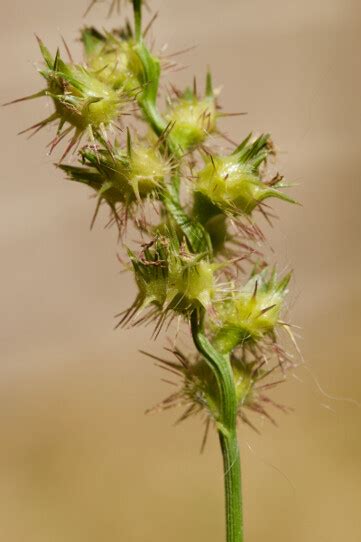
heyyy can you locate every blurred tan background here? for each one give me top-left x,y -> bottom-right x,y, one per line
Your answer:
1,0 -> 361,540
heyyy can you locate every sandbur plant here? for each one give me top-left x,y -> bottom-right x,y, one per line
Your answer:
8,1 -> 298,540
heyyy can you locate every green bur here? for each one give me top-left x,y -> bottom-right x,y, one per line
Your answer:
81,27 -> 141,93
213,269 -> 291,354
165,73 -> 217,151
33,39 -> 124,144
196,134 -> 295,215
60,135 -> 170,207
127,236 -> 217,322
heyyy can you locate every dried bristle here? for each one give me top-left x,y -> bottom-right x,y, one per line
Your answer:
145,348 -> 290,441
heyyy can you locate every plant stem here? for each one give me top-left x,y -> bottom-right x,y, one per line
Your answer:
191,310 -> 243,542
190,311 -> 237,430
219,429 -> 243,542
133,0 -> 142,41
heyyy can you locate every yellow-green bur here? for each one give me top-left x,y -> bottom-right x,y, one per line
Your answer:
128,146 -> 170,199
34,39 -> 122,138
196,154 -> 294,215
166,96 -> 216,150
81,27 -> 143,93
44,67 -> 119,130
167,259 -> 215,313
86,40 -> 140,92
132,243 -> 216,317
212,273 -> 290,354
63,143 -> 169,206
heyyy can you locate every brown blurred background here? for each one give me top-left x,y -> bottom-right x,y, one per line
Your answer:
1,0 -> 361,540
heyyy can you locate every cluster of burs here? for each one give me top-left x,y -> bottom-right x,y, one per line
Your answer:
14,4 -> 296,433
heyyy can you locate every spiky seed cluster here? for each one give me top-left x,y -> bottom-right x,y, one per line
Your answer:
60,132 -> 171,214
121,236 -> 217,329
10,0 -> 297,436
21,39 -> 129,159
81,27 -> 140,93
195,134 -> 295,216
212,269 -> 291,354
166,74 -> 217,151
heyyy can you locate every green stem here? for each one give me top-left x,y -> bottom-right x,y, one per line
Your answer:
219,430 -> 243,542
191,310 -> 243,542
132,0 -> 180,157
132,0 -> 142,41
190,311 -> 237,429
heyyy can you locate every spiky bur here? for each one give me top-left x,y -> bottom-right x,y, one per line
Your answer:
146,348 -> 290,444
195,133 -> 295,216
81,21 -> 166,140
212,269 -> 291,354
81,26 -> 141,93
165,72 -> 217,151
59,131 -> 172,226
9,38 -> 131,160
118,235 -> 218,331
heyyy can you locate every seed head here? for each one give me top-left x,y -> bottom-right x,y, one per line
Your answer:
212,268 -> 291,353
166,72 -> 217,151
120,235 -> 217,329
195,134 -> 295,216
12,38 -> 129,159
81,27 -> 141,93
60,133 -> 171,216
